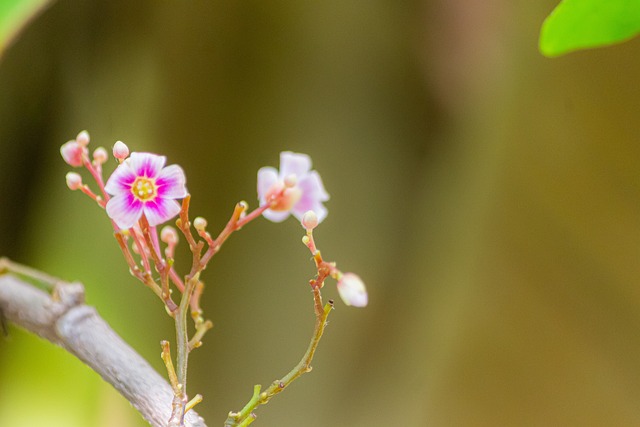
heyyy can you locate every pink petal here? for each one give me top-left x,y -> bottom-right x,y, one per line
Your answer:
106,193 -> 143,229
262,209 -> 291,223
130,152 -> 166,178
293,171 -> 330,222
156,164 -> 187,199
257,167 -> 279,203
143,197 -> 182,226
104,161 -> 137,195
299,171 -> 329,201
279,152 -> 311,179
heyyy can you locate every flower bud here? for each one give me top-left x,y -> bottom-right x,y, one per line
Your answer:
193,217 -> 208,232
65,172 -> 83,190
301,210 -> 318,230
336,273 -> 368,307
60,140 -> 86,167
93,147 -> 108,164
76,130 -> 90,146
112,140 -> 130,160
160,226 -> 179,245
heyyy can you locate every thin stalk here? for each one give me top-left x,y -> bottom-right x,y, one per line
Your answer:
225,287 -> 333,426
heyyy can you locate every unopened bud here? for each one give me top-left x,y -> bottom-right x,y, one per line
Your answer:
60,140 -> 86,167
65,172 -> 83,190
113,140 -> 130,160
336,273 -> 368,307
160,226 -> 179,245
301,210 -> 318,230
193,217 -> 207,232
93,147 -> 108,164
76,130 -> 90,146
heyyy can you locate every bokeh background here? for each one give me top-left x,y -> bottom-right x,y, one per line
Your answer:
1,1 -> 640,426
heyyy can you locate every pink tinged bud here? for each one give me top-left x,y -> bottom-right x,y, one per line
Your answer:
76,130 -> 90,146
301,210 -> 318,230
337,273 -> 368,307
93,147 -> 108,164
193,217 -> 207,232
60,140 -> 86,167
113,141 -> 130,160
160,226 -> 179,245
65,172 -> 83,190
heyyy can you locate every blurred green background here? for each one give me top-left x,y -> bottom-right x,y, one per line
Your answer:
1,1 -> 640,426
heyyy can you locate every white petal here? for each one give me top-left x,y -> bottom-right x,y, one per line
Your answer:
302,171 -> 329,201
262,209 -> 291,223
279,152 -> 311,179
257,167 -> 279,202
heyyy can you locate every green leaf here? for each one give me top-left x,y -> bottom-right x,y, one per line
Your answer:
0,0 -> 55,59
540,0 -> 640,57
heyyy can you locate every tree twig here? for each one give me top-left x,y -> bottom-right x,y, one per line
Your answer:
0,263 -> 207,427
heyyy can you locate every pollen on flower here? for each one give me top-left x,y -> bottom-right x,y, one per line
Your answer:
132,177 -> 157,201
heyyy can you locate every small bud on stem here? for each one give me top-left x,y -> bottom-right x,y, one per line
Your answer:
65,172 -> 83,190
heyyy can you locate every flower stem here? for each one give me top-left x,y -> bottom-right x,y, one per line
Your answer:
225,287 -> 333,426
168,274 -> 199,425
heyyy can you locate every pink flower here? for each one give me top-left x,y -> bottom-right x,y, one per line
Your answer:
257,152 -> 329,223
104,152 -> 187,229
337,273 -> 368,307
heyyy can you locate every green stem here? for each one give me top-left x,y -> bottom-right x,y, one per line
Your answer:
226,287 -> 333,426
168,275 -> 198,425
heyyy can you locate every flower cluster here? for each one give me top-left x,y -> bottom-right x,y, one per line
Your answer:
61,134 -> 368,308
60,131 -> 367,425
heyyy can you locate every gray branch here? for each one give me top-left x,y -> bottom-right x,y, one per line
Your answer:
0,273 -> 207,427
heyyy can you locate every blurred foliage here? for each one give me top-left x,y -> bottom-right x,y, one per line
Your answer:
540,0 -> 640,56
1,1 -> 640,426
0,0 -> 55,58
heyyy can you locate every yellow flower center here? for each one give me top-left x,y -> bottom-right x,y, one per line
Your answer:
131,177 -> 157,201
